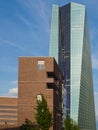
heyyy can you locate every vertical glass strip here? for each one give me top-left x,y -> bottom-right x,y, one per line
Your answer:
49,5 -> 59,63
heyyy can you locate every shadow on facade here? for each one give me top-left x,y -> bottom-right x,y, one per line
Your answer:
0,126 -> 20,130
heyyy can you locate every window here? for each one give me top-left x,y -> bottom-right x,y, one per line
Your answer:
38,61 -> 45,70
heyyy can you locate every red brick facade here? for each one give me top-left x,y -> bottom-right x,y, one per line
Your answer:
18,57 -> 63,130
0,57 -> 63,130
0,97 -> 17,126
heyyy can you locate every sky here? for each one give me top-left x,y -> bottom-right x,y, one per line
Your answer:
0,0 -> 98,129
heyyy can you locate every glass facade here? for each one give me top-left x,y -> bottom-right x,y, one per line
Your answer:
70,3 -> 85,122
50,5 -> 59,63
49,2 -> 96,130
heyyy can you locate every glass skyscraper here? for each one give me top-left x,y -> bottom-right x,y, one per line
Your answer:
49,2 -> 96,130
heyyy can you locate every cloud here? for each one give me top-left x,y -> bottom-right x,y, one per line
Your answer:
17,0 -> 50,33
37,0 -> 49,19
0,87 -> 18,97
17,0 -> 48,18
18,15 -> 33,28
10,80 -> 18,85
8,81 -> 18,97
8,87 -> 18,97
92,55 -> 98,70
94,92 -> 98,122
0,38 -> 25,51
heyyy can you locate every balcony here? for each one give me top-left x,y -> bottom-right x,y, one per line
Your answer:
47,78 -> 61,93
47,72 -> 59,80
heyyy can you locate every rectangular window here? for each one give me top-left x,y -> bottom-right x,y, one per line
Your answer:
38,61 -> 45,70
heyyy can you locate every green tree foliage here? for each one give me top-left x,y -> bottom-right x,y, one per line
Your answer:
64,115 -> 80,130
65,115 -> 72,130
20,118 -> 39,130
35,94 -> 53,130
72,122 -> 80,130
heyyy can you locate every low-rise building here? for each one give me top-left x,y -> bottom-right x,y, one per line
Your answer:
0,97 -> 17,125
0,57 -> 63,130
18,57 -> 64,130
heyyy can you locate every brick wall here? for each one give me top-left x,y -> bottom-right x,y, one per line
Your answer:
0,97 -> 17,125
18,57 -> 63,130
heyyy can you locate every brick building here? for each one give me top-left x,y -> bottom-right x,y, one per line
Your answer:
18,57 -> 63,130
0,97 -> 17,125
0,57 -> 63,130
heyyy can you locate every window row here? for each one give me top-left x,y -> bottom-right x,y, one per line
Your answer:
0,110 -> 17,113
0,105 -> 17,109
0,120 -> 17,123
0,115 -> 17,118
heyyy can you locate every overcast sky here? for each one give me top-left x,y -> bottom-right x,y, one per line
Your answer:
0,0 -> 98,129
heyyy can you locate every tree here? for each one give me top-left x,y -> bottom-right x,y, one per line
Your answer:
20,118 -> 39,130
65,115 -> 72,130
64,115 -> 80,130
35,94 -> 53,130
72,122 -> 80,130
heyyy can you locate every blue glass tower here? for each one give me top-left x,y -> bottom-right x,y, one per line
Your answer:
49,2 -> 96,130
